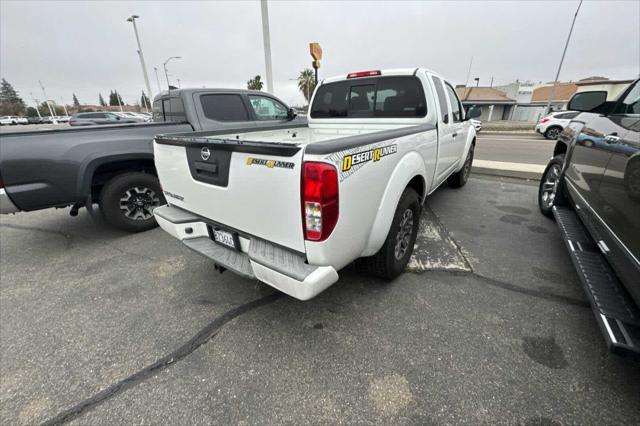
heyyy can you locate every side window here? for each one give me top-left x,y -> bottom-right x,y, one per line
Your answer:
166,98 -> 186,122
248,95 -> 288,121
444,82 -> 462,122
432,76 -> 449,123
201,94 -> 249,122
152,100 -> 164,121
557,112 -> 579,119
614,82 -> 640,115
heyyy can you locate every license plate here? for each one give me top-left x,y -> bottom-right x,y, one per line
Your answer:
211,228 -> 238,250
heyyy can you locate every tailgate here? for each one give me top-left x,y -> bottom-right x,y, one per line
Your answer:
154,136 -> 305,252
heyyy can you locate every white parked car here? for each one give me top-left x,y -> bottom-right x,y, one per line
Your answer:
0,116 -> 25,125
535,110 -> 579,139
153,68 -> 481,300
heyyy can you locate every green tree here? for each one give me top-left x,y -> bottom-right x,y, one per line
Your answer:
297,69 -> 316,104
25,106 -> 39,117
37,101 -> 64,116
98,93 -> 107,107
246,75 -> 263,91
0,78 -> 27,115
109,90 -> 124,106
72,93 -> 80,107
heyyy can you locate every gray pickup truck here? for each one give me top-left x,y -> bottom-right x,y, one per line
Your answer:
0,89 -> 301,232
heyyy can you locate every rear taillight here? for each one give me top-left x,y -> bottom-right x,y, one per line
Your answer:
302,162 -> 339,241
541,117 -> 550,123
347,70 -> 381,79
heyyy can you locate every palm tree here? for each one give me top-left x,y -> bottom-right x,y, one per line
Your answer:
297,69 -> 316,104
247,75 -> 263,91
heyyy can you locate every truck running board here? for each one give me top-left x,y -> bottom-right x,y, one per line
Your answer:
553,206 -> 640,357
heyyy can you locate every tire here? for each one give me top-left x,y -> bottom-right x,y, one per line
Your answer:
99,172 -> 165,232
544,126 -> 562,140
448,143 -> 474,188
357,188 -> 421,279
538,154 -> 566,218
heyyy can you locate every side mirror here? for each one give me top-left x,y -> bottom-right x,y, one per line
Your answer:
568,91 -> 607,112
287,108 -> 297,120
467,106 -> 481,119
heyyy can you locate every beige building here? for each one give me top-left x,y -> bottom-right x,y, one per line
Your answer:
574,79 -> 635,100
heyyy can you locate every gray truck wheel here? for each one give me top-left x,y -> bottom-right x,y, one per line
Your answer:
538,154 -> 566,218
448,144 -> 474,188
99,172 -> 165,232
357,187 -> 420,279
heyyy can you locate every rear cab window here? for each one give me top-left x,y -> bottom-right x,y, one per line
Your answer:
201,94 -> 249,122
153,96 -> 187,122
431,76 -> 450,123
310,76 -> 427,118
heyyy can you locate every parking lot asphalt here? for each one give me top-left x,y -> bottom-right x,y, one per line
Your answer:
1,175 -> 639,425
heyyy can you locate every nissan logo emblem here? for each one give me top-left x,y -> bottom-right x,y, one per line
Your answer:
200,147 -> 211,161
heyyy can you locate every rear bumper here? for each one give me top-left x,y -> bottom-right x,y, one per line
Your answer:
154,205 -> 338,300
0,189 -> 20,214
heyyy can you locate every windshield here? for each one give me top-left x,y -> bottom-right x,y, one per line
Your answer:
310,76 -> 427,118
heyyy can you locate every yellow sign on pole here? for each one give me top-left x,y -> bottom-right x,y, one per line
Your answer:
309,43 -> 322,61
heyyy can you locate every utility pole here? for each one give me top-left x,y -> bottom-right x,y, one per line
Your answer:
260,0 -> 274,94
127,15 -> 153,100
490,76 -> 494,88
177,78 -> 181,88
30,93 -> 42,118
463,56 -> 473,100
154,67 -> 162,93
38,80 -> 56,119
474,77 -> 480,87
543,0 -> 583,118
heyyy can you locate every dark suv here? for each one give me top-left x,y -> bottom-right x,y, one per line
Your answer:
538,79 -> 639,356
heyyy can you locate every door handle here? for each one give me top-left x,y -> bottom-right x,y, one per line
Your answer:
452,132 -> 458,138
604,133 -> 620,144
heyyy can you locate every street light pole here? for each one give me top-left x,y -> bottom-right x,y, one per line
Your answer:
60,97 -> 69,116
30,93 -> 42,118
154,67 -> 162,92
543,0 -> 583,118
38,80 -> 56,118
260,0 -> 274,94
163,56 -> 182,91
127,15 -> 153,100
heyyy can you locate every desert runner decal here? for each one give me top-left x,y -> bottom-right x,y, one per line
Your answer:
325,143 -> 398,182
341,144 -> 397,172
246,157 -> 295,169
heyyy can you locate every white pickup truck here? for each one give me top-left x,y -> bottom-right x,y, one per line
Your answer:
153,68 -> 480,300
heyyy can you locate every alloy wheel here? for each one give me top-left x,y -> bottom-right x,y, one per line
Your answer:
394,209 -> 414,260
119,186 -> 161,221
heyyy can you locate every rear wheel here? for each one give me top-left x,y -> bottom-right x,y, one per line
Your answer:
357,188 -> 420,279
544,126 -> 562,140
448,143 -> 474,188
99,172 -> 165,232
538,154 -> 566,218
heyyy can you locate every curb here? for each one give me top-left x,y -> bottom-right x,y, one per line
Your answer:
478,131 -> 537,136
472,160 -> 545,181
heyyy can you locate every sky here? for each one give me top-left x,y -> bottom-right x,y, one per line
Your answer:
1,0 -> 638,108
